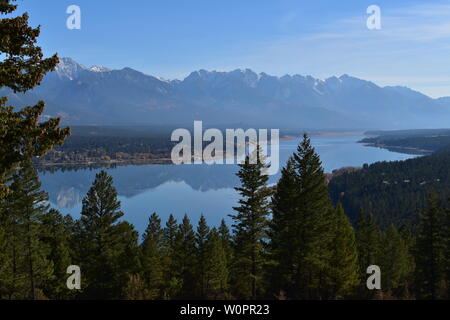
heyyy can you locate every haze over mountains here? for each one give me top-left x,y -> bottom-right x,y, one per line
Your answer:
3,57 -> 450,129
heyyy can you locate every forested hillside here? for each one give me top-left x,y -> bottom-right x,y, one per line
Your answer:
329,149 -> 450,227
361,130 -> 450,155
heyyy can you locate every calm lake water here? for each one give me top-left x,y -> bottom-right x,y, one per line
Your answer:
39,135 -> 416,234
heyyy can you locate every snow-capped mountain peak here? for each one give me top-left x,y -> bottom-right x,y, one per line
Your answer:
55,57 -> 113,79
21,57 -> 450,129
89,66 -> 112,73
55,57 -> 86,80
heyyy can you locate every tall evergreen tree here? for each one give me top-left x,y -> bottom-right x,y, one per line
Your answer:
329,203 -> 359,299
230,147 -> 270,300
270,134 -> 334,299
0,219 -> 9,298
269,159 -> 297,297
39,209 -> 73,300
379,224 -> 414,298
3,160 -> 53,299
398,224 -> 417,299
415,192 -> 446,299
161,214 -> 181,299
164,215 -> 179,251
196,214 -> 210,298
175,215 -> 197,299
0,0 -> 69,199
0,4 -> 68,294
0,191 -> 21,299
141,213 -> 165,299
204,228 -> 229,299
74,170 -> 134,299
354,210 -> 381,298
0,191 -> 16,299
116,221 -> 141,298
218,219 -> 233,277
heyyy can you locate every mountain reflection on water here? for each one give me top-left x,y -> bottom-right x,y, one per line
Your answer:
40,163 -> 240,208
38,135 -> 417,233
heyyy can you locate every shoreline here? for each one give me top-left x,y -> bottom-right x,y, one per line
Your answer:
362,143 -> 432,155
36,132 -> 369,169
37,134 -> 298,168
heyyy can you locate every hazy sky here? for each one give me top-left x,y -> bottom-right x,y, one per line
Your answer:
12,0 -> 450,98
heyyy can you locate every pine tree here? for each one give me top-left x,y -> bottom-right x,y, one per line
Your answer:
230,147 -> 270,300
204,228 -> 229,299
0,0 -> 69,200
141,213 -> 164,299
379,225 -> 414,298
268,159 -> 297,297
415,192 -> 446,299
175,215 -> 197,299
196,214 -> 210,298
3,160 -> 54,299
269,134 -> 334,299
0,1 -> 68,295
398,224 -> 417,299
39,209 -> 73,300
161,214 -> 181,299
116,221 -> 141,298
0,204 -> 14,299
329,203 -> 359,299
74,170 -> 133,299
218,219 -> 233,276
354,210 -> 381,298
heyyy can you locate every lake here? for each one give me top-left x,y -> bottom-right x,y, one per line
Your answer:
39,134 -> 417,234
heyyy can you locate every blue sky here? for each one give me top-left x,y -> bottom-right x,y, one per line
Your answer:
11,0 -> 450,97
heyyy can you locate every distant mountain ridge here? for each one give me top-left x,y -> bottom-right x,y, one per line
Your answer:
2,57 -> 450,129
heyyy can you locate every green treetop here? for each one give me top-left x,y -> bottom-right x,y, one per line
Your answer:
0,0 -> 70,199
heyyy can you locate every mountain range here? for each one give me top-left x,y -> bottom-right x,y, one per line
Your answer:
2,57 -> 450,129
